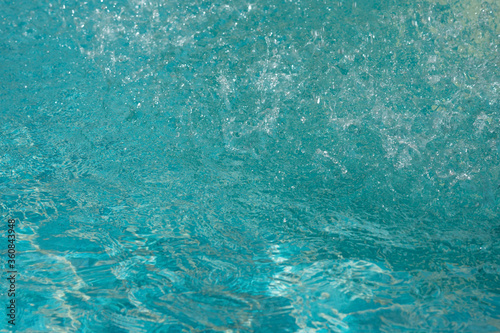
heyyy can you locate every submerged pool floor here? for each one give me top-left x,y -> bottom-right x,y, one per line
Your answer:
1,0 -> 499,331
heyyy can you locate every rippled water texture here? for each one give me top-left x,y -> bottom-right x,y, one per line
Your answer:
1,0 -> 499,331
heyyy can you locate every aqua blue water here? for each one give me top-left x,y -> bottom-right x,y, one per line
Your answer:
1,0 -> 499,331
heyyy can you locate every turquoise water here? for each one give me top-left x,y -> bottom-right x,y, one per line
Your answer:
1,0 -> 499,331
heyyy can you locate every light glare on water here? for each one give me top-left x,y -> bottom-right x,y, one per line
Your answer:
0,0 -> 499,331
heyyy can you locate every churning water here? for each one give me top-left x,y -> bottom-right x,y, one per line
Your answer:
1,0 -> 499,331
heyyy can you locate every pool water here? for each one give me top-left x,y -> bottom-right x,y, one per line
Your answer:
1,0 -> 499,331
